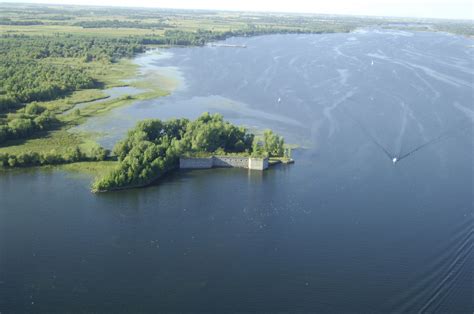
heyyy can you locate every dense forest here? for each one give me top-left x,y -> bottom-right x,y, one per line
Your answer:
0,34 -> 148,145
92,113 -> 285,192
0,35 -> 145,111
0,58 -> 96,110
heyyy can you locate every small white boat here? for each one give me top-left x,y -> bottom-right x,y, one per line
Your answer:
277,97 -> 281,103
392,157 -> 398,164
371,60 -> 374,66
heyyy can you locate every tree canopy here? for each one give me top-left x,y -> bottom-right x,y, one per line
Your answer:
93,113 -> 283,192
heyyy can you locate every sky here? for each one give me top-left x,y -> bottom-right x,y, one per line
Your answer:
1,0 -> 473,20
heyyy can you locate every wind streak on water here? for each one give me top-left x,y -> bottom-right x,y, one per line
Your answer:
367,50 -> 459,105
454,102 -> 474,122
323,88 -> 358,138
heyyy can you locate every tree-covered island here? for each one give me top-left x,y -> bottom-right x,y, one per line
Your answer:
92,113 -> 290,192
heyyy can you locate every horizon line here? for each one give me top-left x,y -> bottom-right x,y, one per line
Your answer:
1,1 -> 473,21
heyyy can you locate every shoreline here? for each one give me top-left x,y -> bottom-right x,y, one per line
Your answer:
92,156 -> 294,193
0,52 -> 172,159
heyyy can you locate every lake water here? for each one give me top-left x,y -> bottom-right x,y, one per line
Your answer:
1,29 -> 473,312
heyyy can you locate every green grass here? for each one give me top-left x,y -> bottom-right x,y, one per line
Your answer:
59,160 -> 118,178
269,157 -> 294,165
89,59 -> 139,87
40,89 -> 108,114
0,128 -> 117,181
0,129 -> 97,155
42,57 -> 139,88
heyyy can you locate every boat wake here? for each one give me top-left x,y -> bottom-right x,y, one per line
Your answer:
395,122 -> 471,164
388,217 -> 473,312
341,98 -> 472,164
341,104 -> 394,161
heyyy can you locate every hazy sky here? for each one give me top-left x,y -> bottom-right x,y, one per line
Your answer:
2,0 -> 473,20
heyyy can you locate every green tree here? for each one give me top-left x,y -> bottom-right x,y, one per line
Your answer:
90,145 -> 109,161
24,102 -> 44,115
8,118 -> 34,138
263,129 -> 285,157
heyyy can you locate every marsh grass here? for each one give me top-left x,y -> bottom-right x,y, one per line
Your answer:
59,160 -> 119,178
0,129 -> 94,154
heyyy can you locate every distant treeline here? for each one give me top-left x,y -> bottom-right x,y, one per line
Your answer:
431,23 -> 474,37
74,19 -> 170,29
142,27 -> 348,46
0,18 -> 44,25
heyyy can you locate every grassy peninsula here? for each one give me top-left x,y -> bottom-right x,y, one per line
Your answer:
92,113 -> 288,192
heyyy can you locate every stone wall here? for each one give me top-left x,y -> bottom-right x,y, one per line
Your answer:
179,157 -> 213,169
213,156 -> 249,168
179,156 -> 269,170
248,157 -> 269,170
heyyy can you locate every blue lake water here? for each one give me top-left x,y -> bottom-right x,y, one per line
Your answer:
1,29 -> 473,312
